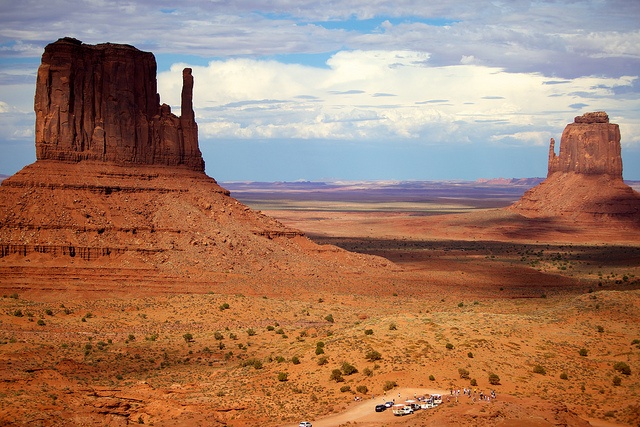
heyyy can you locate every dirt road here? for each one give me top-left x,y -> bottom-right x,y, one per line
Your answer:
283,388 -> 447,427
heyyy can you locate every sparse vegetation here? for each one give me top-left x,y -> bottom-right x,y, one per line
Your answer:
458,368 -> 470,379
488,373 -> 500,385
533,365 -> 546,375
365,349 -> 382,361
382,380 -> 397,391
613,361 -> 631,376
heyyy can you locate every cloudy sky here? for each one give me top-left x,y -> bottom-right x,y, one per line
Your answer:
1,0 -> 639,181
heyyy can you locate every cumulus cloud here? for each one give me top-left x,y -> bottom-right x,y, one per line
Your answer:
157,50 -> 639,146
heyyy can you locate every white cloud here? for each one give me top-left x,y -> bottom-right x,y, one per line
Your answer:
157,50 -> 639,146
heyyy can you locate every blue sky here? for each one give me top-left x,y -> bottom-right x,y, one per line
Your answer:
1,0 -> 639,181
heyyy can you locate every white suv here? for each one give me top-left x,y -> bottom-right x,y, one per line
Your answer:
299,423 -> 312,427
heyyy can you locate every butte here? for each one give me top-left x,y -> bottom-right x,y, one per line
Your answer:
509,111 -> 640,226
0,38 -> 392,299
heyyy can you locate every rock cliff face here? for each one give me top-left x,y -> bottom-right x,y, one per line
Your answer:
547,112 -> 622,178
510,112 -> 639,223
35,37 -> 204,171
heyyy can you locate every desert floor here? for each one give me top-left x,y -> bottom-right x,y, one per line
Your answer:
0,183 -> 639,426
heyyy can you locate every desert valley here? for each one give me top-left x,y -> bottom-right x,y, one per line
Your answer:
0,38 -> 639,427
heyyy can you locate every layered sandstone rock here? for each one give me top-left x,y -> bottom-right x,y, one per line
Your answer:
547,112 -> 622,178
35,37 -> 204,171
510,112 -> 640,223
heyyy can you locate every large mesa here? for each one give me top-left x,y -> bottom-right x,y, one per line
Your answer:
35,37 -> 204,171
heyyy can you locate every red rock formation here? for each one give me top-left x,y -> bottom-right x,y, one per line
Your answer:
35,37 -> 204,171
510,112 -> 640,223
547,112 -> 622,178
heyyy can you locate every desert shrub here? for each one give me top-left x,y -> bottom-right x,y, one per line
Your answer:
229,333 -> 237,340
356,385 -> 368,394
183,333 -> 193,343
382,380 -> 397,391
315,346 -> 325,355
560,372 -> 568,380
246,328 -> 256,336
9,293 -> 18,299
340,385 -> 351,393
37,319 -> 45,326
388,323 -> 397,331
533,365 -> 546,375
241,358 -> 263,369
276,356 -> 285,363
364,329 -> 374,335
429,375 -> 435,381
365,350 -> 382,361
325,314 -> 334,323
13,309 -> 23,317
467,352 -> 474,358
341,361 -> 358,375
291,356 -> 301,365
446,343 -> 454,350
596,325 -> 604,333
488,373 -> 500,385
458,368 -> 470,379
613,361 -> 631,376
458,302 -> 464,307
275,328 -> 284,335
219,302 -> 230,311
579,348 -> 588,357
317,356 -> 328,366
266,325 -> 275,331
330,369 -> 344,382
363,367 -> 373,377
214,331 -> 224,340
127,334 -> 135,342
612,376 -> 622,386
277,372 -> 288,382
470,378 -> 478,387
45,309 -> 53,316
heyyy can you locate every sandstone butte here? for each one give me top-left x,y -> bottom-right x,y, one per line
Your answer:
0,37 -> 394,298
509,111 -> 640,224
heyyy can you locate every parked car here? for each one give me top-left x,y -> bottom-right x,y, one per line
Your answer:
299,422 -> 312,427
384,401 -> 394,408
375,404 -> 387,412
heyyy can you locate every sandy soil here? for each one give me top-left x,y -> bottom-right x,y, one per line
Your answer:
1,176 -> 639,426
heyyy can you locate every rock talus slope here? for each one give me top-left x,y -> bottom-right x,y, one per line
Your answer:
509,112 -> 640,224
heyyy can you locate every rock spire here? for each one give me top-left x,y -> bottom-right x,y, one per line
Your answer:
34,37 -> 204,171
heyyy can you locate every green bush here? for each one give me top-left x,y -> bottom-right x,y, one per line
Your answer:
340,385 -> 351,393
219,303 -> 230,311
214,331 -> 224,340
356,385 -> 368,394
429,375 -> 435,381
317,356 -> 328,366
458,368 -> 470,379
533,365 -> 546,375
488,373 -> 500,385
341,361 -> 358,375
315,346 -> 325,355
37,319 -> 46,326
325,314 -> 334,323
241,358 -> 263,369
365,350 -> 382,361
388,323 -> 397,331
612,376 -> 622,386
613,362 -> 631,376
246,328 -> 256,336
467,352 -> 474,358
291,356 -> 300,365
330,369 -> 344,382
183,333 -> 193,343
277,372 -> 288,382
470,378 -> 478,387
579,348 -> 588,357
446,343 -> 454,350
560,372 -> 568,380
364,329 -> 374,335
363,367 -> 373,377
382,380 -> 397,391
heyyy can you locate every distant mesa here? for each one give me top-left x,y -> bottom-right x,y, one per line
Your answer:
509,112 -> 640,223
35,37 -> 204,171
